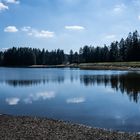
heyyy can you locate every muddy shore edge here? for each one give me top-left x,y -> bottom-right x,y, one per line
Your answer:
0,114 -> 140,140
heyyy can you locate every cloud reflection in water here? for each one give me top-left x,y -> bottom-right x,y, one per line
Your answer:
66,97 -> 85,104
6,97 -> 20,105
24,91 -> 55,104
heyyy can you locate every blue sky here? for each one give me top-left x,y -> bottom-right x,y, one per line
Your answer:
0,0 -> 140,52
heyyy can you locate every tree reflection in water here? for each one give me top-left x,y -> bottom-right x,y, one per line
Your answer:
80,72 -> 140,103
1,71 -> 140,103
0,75 -> 65,87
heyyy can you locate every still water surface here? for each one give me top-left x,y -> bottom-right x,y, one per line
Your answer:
0,68 -> 140,132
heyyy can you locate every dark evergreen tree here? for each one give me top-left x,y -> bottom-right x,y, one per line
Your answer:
132,30 -> 140,61
102,45 -> 109,62
82,46 -> 90,63
119,38 -> 127,61
79,47 -> 83,63
69,50 -> 74,64
73,52 -> 79,63
94,47 -> 101,62
109,41 -> 119,62
125,32 -> 133,61
0,51 -> 3,65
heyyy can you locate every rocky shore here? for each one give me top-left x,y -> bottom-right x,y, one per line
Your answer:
0,114 -> 140,140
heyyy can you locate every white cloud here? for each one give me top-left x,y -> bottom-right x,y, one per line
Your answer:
66,97 -> 85,104
4,26 -> 18,32
105,34 -> 116,39
33,30 -> 55,38
21,26 -> 31,32
113,4 -> 126,13
3,25 -> 53,39
5,0 -> 20,4
24,91 -> 55,104
20,26 -> 55,38
21,27 -> 55,38
65,25 -> 85,30
6,97 -> 20,105
0,2 -> 8,11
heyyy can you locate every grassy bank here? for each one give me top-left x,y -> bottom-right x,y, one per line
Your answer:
28,62 -> 140,70
79,62 -> 140,70
1,62 -> 140,70
0,114 -> 140,140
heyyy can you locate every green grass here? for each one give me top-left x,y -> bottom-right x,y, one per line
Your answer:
79,62 -> 140,67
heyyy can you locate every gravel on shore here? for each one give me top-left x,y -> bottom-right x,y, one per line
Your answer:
0,114 -> 140,140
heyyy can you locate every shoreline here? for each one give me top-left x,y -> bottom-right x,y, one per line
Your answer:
79,66 -> 140,71
0,114 -> 140,140
79,62 -> 140,71
1,62 -> 140,71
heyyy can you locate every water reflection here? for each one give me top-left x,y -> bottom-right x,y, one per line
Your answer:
0,75 -> 64,87
24,91 -> 55,104
66,97 -> 85,104
6,97 -> 20,105
1,69 -> 140,132
80,72 -> 140,103
5,91 -> 55,105
1,70 -> 140,103
5,80 -> 42,87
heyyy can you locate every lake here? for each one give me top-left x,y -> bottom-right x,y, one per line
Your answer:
0,67 -> 140,132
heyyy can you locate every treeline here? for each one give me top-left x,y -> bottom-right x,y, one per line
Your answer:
69,30 -> 140,63
0,48 -> 65,66
0,30 -> 140,66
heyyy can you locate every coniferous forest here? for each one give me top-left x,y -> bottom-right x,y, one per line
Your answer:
0,30 -> 140,66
